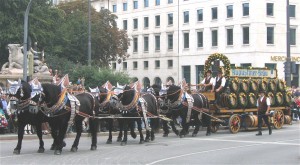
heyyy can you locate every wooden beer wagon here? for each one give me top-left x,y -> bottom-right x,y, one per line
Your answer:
199,53 -> 292,134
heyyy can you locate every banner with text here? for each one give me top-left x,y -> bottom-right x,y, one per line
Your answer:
230,68 -> 277,78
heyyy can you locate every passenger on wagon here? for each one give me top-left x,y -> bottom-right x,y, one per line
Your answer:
212,70 -> 226,107
199,70 -> 214,92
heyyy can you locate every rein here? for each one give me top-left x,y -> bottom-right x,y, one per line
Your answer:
119,91 -> 139,111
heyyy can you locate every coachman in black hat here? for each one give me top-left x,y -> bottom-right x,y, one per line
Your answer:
256,90 -> 272,136
212,69 -> 226,107
199,70 -> 214,92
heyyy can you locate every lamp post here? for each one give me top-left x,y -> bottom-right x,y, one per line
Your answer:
23,0 -> 33,82
88,0 -> 91,66
285,0 -> 291,87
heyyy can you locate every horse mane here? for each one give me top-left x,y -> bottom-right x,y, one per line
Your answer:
41,83 -> 62,106
151,84 -> 161,96
121,85 -> 135,105
167,85 -> 181,102
21,80 -> 32,100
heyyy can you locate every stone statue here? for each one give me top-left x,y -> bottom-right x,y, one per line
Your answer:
1,44 -> 24,71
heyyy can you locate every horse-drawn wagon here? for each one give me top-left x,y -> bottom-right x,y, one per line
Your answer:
200,53 -> 292,134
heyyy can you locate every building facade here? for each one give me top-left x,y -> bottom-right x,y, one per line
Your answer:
89,0 -> 299,87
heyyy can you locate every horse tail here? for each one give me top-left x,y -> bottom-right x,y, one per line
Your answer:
150,117 -> 160,133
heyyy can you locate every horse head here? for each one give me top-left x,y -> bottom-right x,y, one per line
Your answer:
158,85 -> 182,111
7,79 -> 31,113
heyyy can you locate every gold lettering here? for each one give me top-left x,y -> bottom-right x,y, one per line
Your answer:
271,56 -> 276,61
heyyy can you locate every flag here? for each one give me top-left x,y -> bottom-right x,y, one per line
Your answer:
102,81 -> 113,91
181,79 -> 187,89
58,74 -> 70,89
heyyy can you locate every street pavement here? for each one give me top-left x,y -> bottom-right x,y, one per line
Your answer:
0,122 -> 299,165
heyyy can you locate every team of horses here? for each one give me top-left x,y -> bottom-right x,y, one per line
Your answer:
7,79 -> 211,155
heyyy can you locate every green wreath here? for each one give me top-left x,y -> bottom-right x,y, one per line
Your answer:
204,53 -> 231,77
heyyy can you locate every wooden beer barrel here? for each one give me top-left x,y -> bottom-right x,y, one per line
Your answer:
249,79 -> 259,93
268,79 -> 277,93
223,93 -> 238,109
245,115 -> 258,127
284,115 -> 292,124
275,92 -> 284,106
240,79 -> 250,93
267,92 -> 275,106
247,93 -> 257,108
229,78 -> 240,93
283,92 -> 292,106
259,79 -> 268,92
238,92 -> 248,109
278,79 -> 285,92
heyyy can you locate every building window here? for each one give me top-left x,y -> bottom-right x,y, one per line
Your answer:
133,61 -> 138,69
227,28 -> 233,45
211,29 -> 218,46
168,60 -> 173,68
133,37 -> 138,52
144,0 -> 149,8
267,27 -> 274,44
155,15 -> 160,27
133,1 -> 138,9
156,0 -> 160,6
123,20 -> 127,30
144,17 -> 149,28
227,5 -> 233,18
123,3 -> 127,11
243,3 -> 249,16
144,61 -> 149,69
112,5 -> 117,12
123,62 -> 127,70
266,3 -> 274,16
197,31 -> 203,48
197,9 -> 203,22
168,13 -> 173,25
112,63 -> 116,70
184,11 -> 189,23
289,5 -> 296,17
184,32 -> 189,48
144,36 -> 149,51
155,60 -> 160,68
241,63 -> 251,69
265,63 -> 276,70
133,18 -> 138,29
182,66 -> 191,83
290,28 -> 296,45
168,34 -> 173,50
168,0 -> 173,4
155,35 -> 160,51
243,26 -> 249,44
212,7 -> 218,20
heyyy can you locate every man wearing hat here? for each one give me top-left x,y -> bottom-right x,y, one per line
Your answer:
256,90 -> 272,136
212,69 -> 226,106
199,70 -> 214,92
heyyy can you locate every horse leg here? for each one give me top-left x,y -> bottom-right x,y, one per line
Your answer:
162,120 -> 169,137
106,119 -> 113,144
205,115 -> 212,136
129,119 -> 137,139
117,119 -> 123,142
54,118 -> 68,155
89,118 -> 97,150
179,117 -> 188,138
13,123 -> 26,154
145,119 -> 150,142
71,119 -> 82,152
121,119 -> 128,146
136,119 -> 144,144
35,123 -> 45,153
192,117 -> 200,137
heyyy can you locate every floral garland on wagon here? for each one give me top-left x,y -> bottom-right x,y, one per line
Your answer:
204,53 -> 231,77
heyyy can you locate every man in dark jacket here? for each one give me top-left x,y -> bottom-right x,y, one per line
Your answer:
256,90 -> 272,136
212,70 -> 226,106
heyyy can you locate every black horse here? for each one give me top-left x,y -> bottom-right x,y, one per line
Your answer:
116,85 -> 160,146
158,85 -> 211,137
7,80 -> 47,154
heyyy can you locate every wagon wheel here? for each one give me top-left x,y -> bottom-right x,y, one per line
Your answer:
273,110 -> 284,129
210,122 -> 219,133
229,114 -> 241,134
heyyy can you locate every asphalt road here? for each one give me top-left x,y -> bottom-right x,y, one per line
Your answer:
0,122 -> 299,165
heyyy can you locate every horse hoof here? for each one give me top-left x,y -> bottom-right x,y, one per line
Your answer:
139,140 -> 144,144
206,133 -> 211,136
131,132 -> 137,139
192,133 -> 197,137
13,149 -> 20,155
151,136 -> 155,141
50,145 -> 56,150
174,131 -> 179,136
37,148 -> 45,153
163,134 -> 168,137
117,137 -> 122,142
54,150 -> 62,155
70,147 -> 78,152
121,142 -> 127,146
145,139 -> 150,142
106,140 -> 112,144
90,146 -> 97,151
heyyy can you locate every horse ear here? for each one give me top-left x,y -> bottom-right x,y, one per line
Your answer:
7,80 -> 14,85
89,87 -> 93,92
